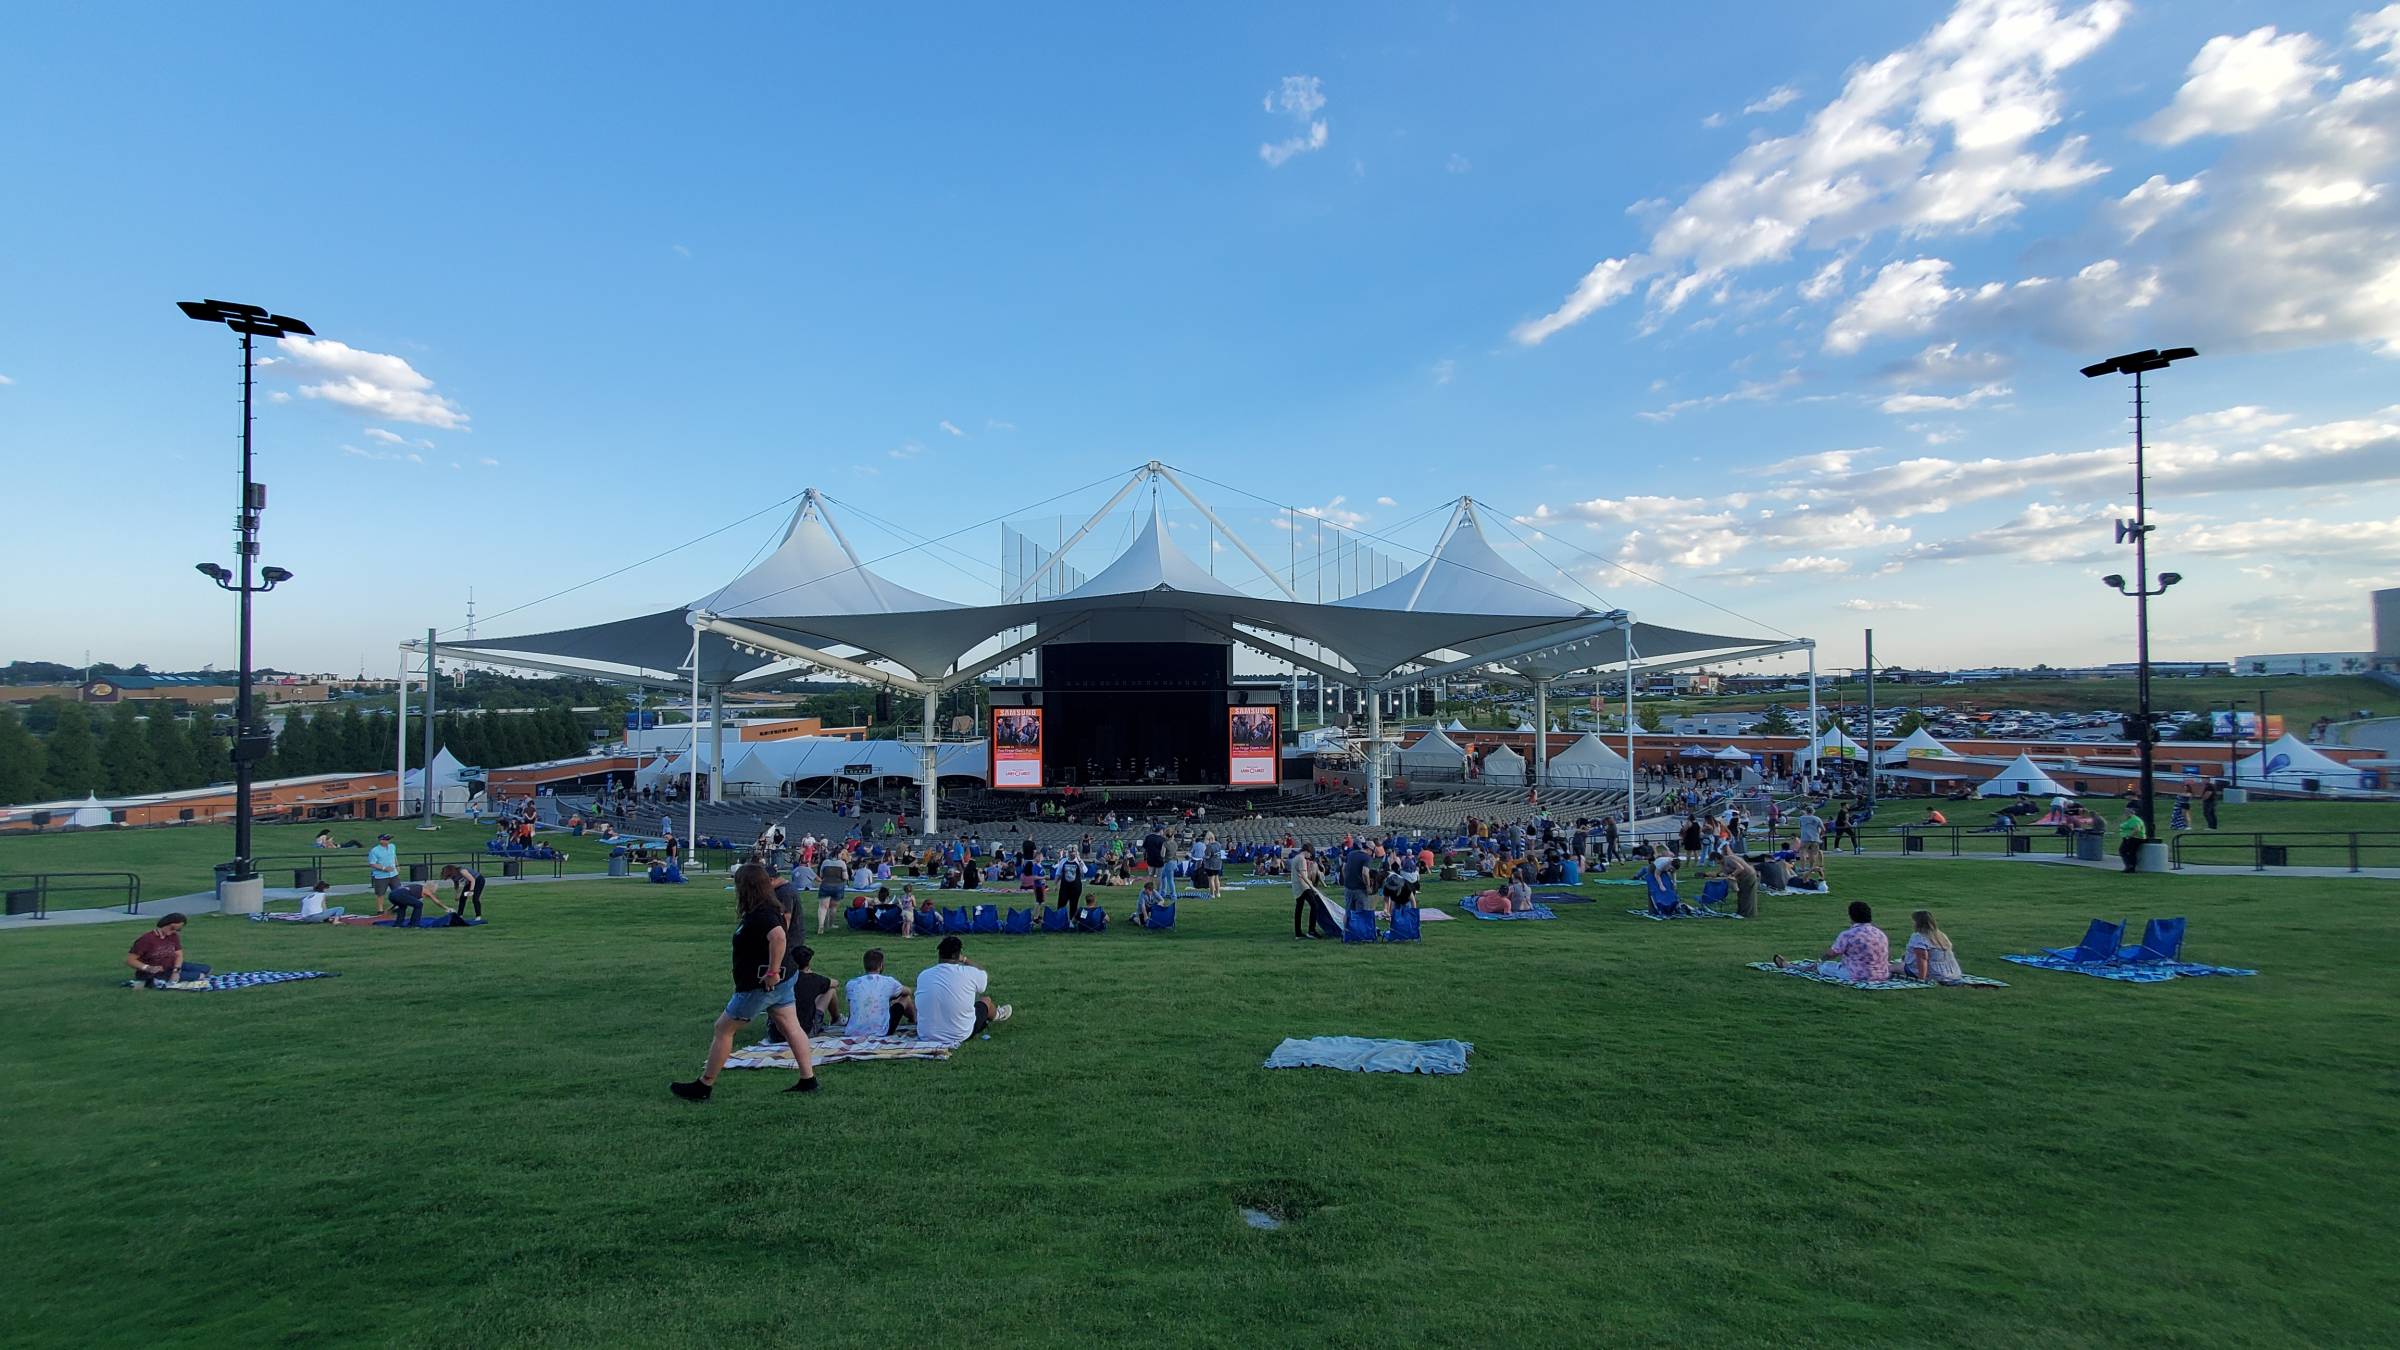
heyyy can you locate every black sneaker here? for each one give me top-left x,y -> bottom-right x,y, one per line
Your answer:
784,1076 -> 820,1093
669,1079 -> 713,1102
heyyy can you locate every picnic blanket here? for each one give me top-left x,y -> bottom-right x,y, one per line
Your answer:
1764,885 -> 1833,897
726,1034 -> 954,1068
1456,903 -> 1557,921
1999,954 -> 2255,982
1623,907 -> 1744,921
1263,1036 -> 1471,1075
371,916 -> 487,928
127,970 -> 337,992
1747,960 -> 2006,990
1530,891 -> 1599,905
248,910 -> 348,924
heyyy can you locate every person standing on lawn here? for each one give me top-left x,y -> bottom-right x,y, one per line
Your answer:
671,865 -> 819,1100
2201,781 -> 2220,831
366,833 -> 399,906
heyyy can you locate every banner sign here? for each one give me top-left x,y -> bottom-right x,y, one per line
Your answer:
1228,706 -> 1279,786
625,710 -> 659,731
991,709 -> 1044,789
2210,711 -> 2286,740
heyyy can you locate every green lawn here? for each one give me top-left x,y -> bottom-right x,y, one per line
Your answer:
0,817 -> 541,902
1,857 -> 2393,1347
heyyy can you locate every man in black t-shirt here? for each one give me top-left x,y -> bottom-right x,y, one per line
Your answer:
1141,828 -> 1171,898
670,889 -> 818,1101
762,939 -> 840,1042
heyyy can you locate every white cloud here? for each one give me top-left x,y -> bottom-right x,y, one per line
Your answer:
1376,495 -> 1399,507
1701,112 -> 1728,129
2359,5 -> 2400,63
1839,597 -> 1924,610
1886,500 -> 2117,564
671,243 -> 692,258
985,417 -> 1017,432
1878,380 -> 2010,413
1294,495 -> 1367,529
268,391 -> 290,403
1744,85 -> 1802,115
2169,406 -> 2295,437
1638,369 -> 1800,421
1445,153 -> 1473,174
1878,340 -> 2012,384
1769,555 -> 1853,574
1827,258 -> 1974,353
363,427 -> 407,445
938,420 -> 965,438
478,457 -> 499,467
1799,256 -> 1849,302
339,441 -> 424,466
2141,26 -> 2336,144
889,442 -> 924,460
1260,76 -> 1330,167
0,373 -> 13,386
2110,173 -> 2203,239
1514,0 -> 2125,344
274,336 -> 468,430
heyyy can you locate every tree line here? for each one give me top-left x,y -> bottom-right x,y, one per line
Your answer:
0,699 -> 600,807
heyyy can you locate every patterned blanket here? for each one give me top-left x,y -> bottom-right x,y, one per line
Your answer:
725,1034 -> 954,1069
127,970 -> 337,992
1746,960 -> 2006,990
1455,903 -> 1558,921
1999,954 -> 2256,982
1624,907 -> 1744,921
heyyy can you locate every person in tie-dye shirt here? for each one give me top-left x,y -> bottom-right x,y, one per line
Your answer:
1776,901 -> 1890,982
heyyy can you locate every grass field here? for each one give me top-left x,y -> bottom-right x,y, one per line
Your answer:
2,848 -> 2395,1347
0,818 -> 557,902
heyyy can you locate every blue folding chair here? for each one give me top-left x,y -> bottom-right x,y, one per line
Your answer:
915,907 -> 945,936
1388,905 -> 1422,942
942,906 -> 973,932
972,904 -> 1001,934
1078,906 -> 1107,933
2043,918 -> 2126,964
2120,916 -> 2186,963
1698,878 -> 1731,909
845,906 -> 875,931
1644,868 -> 1682,917
875,907 -> 905,934
1142,901 -> 1176,931
1004,906 -> 1033,934
1040,906 -> 1072,933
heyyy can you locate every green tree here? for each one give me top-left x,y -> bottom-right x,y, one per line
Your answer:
1895,709 -> 1931,735
43,703 -> 103,797
0,707 -> 48,804
192,721 -> 231,785
101,703 -> 158,795
1751,704 -> 1800,736
2179,716 -> 2215,741
337,705 -> 378,770
146,708 -> 201,790
1637,702 -> 1666,732
269,707 -> 310,778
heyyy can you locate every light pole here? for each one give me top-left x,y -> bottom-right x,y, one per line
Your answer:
2083,345 -> 2196,869
2221,698 -> 2247,793
182,300 -> 312,913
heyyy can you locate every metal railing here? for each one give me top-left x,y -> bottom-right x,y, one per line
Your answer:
1622,822 -> 2090,860
1,871 -> 144,919
250,850 -> 568,888
2168,832 -> 2398,873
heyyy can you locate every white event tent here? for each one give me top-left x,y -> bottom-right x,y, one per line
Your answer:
1546,732 -> 1633,787
1975,753 -> 2070,798
2232,734 -> 2374,794
1396,726 -> 1472,779
1480,745 -> 1528,786
1815,726 -> 1871,762
1879,727 -> 1961,767
429,470 -> 1813,829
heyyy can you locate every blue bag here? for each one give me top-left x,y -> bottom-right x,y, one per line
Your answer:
1342,907 -> 1380,944
1143,902 -> 1176,931
845,905 -> 874,931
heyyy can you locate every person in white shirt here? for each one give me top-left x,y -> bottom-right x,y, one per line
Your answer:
844,947 -> 914,1037
915,935 -> 1011,1045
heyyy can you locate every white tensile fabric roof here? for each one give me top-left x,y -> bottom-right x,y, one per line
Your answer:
448,489 -> 1787,691
723,737 -> 990,788
1975,753 -> 2068,797
2232,734 -> 2370,791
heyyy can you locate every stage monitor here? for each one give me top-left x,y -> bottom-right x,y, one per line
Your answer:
991,708 -> 1044,788
1228,705 -> 1279,785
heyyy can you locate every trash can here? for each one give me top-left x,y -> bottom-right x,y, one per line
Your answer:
2260,844 -> 2289,867
503,859 -> 525,878
2007,835 -> 2031,855
608,853 -> 629,878
5,888 -> 38,916
1904,834 -> 1925,854
293,867 -> 322,888
2073,831 -> 2103,863
1562,859 -> 1582,885
408,863 -> 432,883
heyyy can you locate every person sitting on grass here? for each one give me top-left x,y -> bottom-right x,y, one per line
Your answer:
126,913 -> 206,987
439,864 -> 487,920
313,829 -> 335,849
670,866 -> 818,1101
298,881 -> 344,922
1902,909 -> 1963,984
845,948 -> 914,1038
1135,878 -> 1166,926
914,935 -> 1011,1046
760,941 -> 839,1043
1505,874 -> 1534,915
1774,901 -> 1890,982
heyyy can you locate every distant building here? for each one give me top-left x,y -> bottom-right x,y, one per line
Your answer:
2375,588 -> 2400,670
2232,652 -> 2376,677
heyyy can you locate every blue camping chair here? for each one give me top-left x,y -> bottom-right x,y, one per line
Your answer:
1004,906 -> 1033,934
942,905 -> 973,933
1388,905 -> 1422,942
915,907 -> 945,936
972,904 -> 1001,934
1078,906 -> 1107,933
1342,907 -> 1380,944
2120,916 -> 2186,963
1041,906 -> 1072,932
1644,868 -> 1682,917
1698,878 -> 1731,909
2043,918 -> 2127,964
845,906 -> 875,931
875,907 -> 905,934
1140,901 -> 1176,930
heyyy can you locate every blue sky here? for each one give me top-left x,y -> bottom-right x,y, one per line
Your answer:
4,0 -> 2396,677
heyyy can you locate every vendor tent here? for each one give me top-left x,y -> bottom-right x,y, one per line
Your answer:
1975,753 -> 2069,798
1814,726 -> 1870,761
1442,718 -> 1468,733
1546,732 -> 1632,786
1711,745 -> 1751,762
2232,734 -> 2373,793
1879,727 -> 1961,767
1480,745 -> 1527,785
1397,727 -> 1470,775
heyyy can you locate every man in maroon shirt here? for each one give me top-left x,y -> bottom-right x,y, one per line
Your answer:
126,913 -> 208,987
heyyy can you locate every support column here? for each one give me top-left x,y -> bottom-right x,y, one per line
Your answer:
1365,690 -> 1383,828
1623,641 -> 1637,819
686,637 -> 700,862
394,650 -> 409,818
1534,678 -> 1551,787
419,628 -> 438,830
920,689 -> 939,834
708,688 -> 724,804
1806,644 -> 1820,780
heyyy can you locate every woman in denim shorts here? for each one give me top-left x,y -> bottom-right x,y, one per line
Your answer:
670,864 -> 819,1101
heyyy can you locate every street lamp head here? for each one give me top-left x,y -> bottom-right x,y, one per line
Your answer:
2081,346 -> 2200,377
176,300 -> 313,338
2100,573 -> 2125,590
2159,571 -> 2183,588
194,562 -> 231,584
260,565 -> 294,586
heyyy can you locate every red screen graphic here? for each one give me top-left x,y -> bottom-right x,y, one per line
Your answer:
1227,706 -> 1278,786
991,708 -> 1044,788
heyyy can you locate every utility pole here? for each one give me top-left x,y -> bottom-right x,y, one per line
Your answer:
420,628 -> 439,830
1864,629 -> 1876,812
